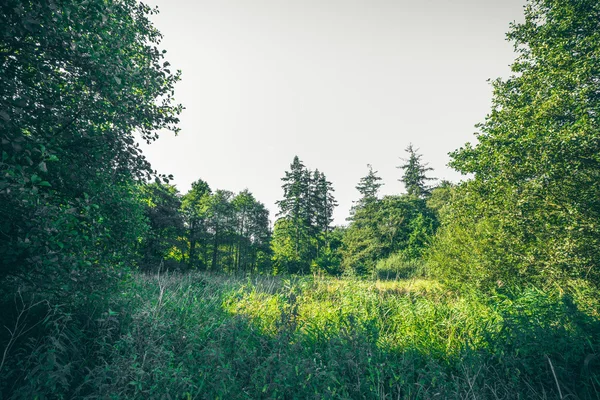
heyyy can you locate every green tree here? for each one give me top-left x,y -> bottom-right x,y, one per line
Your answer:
139,183 -> 185,271
311,170 -> 337,252
232,190 -> 271,273
275,156 -> 310,262
206,190 -> 234,272
273,156 -> 337,274
397,144 -> 434,198
0,0 -> 181,294
426,180 -> 455,218
181,179 -> 212,269
274,156 -> 312,273
435,0 -> 600,287
342,196 -> 437,275
355,164 -> 384,207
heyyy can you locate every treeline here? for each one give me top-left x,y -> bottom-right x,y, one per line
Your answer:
139,181 -> 271,273
272,156 -> 338,274
130,146 -> 442,280
2,0 -> 600,302
267,148 -> 442,278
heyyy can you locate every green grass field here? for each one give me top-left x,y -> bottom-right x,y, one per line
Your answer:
15,272 -> 592,399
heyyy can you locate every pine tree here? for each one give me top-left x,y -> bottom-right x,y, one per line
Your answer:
276,156 -> 311,261
355,164 -> 384,209
273,156 -> 337,273
397,144 -> 434,198
312,170 -> 338,250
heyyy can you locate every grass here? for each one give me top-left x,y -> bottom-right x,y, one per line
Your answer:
2,272 -> 600,399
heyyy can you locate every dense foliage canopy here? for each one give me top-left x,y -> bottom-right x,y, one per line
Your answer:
430,0 -> 600,288
0,0 -> 181,296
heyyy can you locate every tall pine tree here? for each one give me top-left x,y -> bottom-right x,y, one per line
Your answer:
397,144 -> 434,198
273,156 -> 337,273
353,164 -> 384,213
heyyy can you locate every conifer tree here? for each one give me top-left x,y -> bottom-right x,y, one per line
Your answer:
312,170 -> 338,251
397,144 -> 435,198
355,164 -> 384,208
276,156 -> 311,261
273,156 -> 337,273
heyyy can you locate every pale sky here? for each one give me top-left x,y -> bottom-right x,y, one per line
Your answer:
140,0 -> 527,225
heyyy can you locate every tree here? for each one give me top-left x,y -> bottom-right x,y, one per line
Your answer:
232,190 -> 271,273
434,0 -> 600,287
274,156 -> 312,273
181,183 -> 272,274
181,179 -> 212,269
311,170 -> 337,250
275,156 -> 310,260
426,180 -> 455,218
356,165 -> 384,204
273,156 -> 337,274
139,183 -> 185,271
0,0 -> 181,294
206,190 -> 234,271
350,164 -> 384,217
397,144 -> 434,198
342,195 -> 438,275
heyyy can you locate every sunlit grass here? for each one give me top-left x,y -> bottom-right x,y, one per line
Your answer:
5,271 -> 599,399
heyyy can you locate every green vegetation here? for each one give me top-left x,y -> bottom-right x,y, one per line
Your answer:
2,0 -> 600,398
272,156 -> 337,275
3,272 -> 599,398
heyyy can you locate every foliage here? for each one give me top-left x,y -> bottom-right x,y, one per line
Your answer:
273,156 -> 337,274
139,183 -> 185,271
0,0 -> 181,299
142,181 -> 273,274
229,189 -> 272,273
426,180 -> 455,218
4,272 -> 599,399
353,164 -> 384,211
397,144 -> 435,198
181,179 -> 212,269
342,195 -> 438,275
3,0 -> 600,398
433,0 -> 600,288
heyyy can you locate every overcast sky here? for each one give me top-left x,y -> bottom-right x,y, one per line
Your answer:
141,0 -> 527,225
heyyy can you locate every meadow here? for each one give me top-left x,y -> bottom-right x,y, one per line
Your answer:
6,271 -> 597,399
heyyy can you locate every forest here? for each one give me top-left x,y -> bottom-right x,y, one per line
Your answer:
1,0 -> 600,398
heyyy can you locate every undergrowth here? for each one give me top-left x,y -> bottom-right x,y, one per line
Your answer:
1,272 -> 600,399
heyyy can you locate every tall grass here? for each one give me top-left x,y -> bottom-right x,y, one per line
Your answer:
2,272 -> 599,399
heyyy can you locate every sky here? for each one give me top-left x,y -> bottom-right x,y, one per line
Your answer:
140,0 -> 527,225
